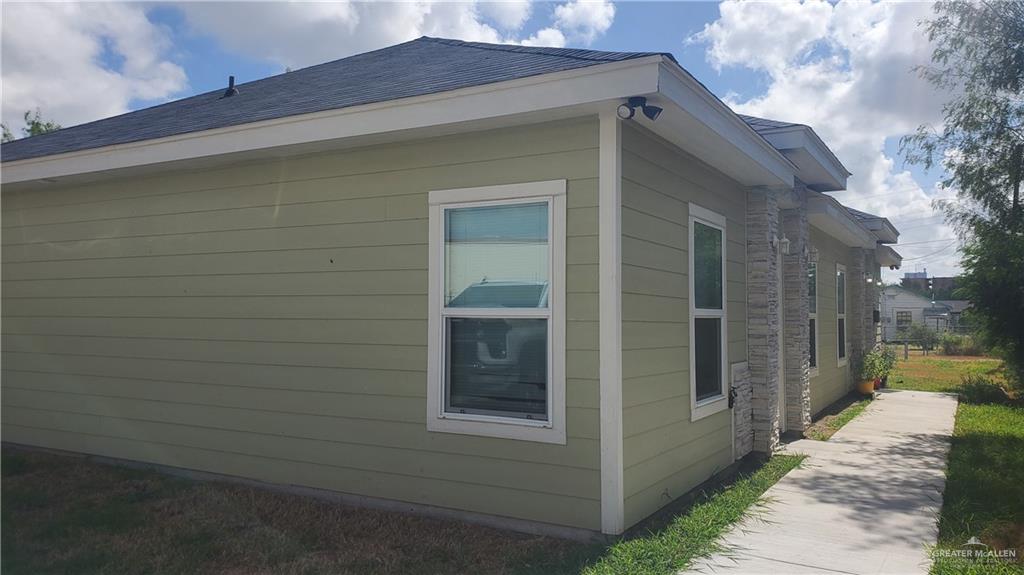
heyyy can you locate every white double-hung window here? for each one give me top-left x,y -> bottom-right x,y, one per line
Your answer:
426,180 -> 566,444
837,263 -> 848,366
689,204 -> 728,421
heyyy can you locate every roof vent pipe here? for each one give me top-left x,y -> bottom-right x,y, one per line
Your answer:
222,76 -> 239,98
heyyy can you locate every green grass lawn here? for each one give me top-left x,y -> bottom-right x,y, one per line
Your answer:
1,449 -> 802,575
889,353 -> 1023,574
888,353 -> 1004,393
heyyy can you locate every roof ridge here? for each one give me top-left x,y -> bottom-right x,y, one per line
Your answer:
419,36 -> 663,64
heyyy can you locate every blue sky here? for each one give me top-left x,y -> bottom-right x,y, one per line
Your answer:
1,1 -> 959,278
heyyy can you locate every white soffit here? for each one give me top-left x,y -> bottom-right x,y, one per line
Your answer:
751,126 -> 848,192
858,217 -> 900,243
653,63 -> 794,188
876,243 -> 903,267
808,193 -> 876,248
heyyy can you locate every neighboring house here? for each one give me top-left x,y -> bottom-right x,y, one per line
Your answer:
937,299 -> 971,329
880,285 -> 968,340
0,37 -> 901,538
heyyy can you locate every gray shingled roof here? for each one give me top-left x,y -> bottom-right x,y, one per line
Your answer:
845,206 -> 885,221
1,37 -> 671,163
738,114 -> 802,133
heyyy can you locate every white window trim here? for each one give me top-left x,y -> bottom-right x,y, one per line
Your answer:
426,179 -> 567,444
809,257 -> 819,378
689,203 -> 729,422
836,263 -> 848,367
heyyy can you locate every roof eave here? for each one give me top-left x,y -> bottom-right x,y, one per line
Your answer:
808,191 -> 878,249
1,56 -> 667,186
752,125 -> 850,192
653,61 -> 795,189
876,243 -> 903,268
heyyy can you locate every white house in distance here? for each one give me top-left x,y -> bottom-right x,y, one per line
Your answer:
880,284 -> 964,340
1,37 -> 902,538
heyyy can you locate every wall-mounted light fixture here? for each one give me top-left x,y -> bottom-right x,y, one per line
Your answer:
616,97 -> 663,121
779,235 -> 791,255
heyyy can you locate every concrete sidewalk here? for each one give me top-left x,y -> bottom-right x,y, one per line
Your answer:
686,390 -> 958,575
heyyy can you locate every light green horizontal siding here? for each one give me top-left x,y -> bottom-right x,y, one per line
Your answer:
0,118 -> 602,530
809,226 -> 853,415
619,124 -> 745,528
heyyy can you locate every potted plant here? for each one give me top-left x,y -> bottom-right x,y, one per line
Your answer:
855,347 -> 896,394
877,346 -> 897,388
855,349 -> 881,395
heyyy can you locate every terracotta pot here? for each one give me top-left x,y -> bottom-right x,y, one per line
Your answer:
857,380 -> 876,395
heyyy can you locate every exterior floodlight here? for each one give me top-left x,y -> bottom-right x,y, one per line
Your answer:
641,103 -> 663,121
617,97 -> 662,122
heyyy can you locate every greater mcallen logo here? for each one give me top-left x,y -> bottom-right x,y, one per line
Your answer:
931,536 -> 1017,561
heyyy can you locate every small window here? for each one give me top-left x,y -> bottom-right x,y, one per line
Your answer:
427,181 -> 566,444
837,264 -> 847,365
808,259 -> 818,374
689,204 -> 728,421
896,311 -> 912,329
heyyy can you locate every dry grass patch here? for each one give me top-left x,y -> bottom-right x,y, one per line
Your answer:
1,449 -> 596,575
1,448 -> 805,575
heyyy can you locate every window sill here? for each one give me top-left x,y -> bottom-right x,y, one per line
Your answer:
691,395 -> 728,422
427,415 -> 566,445
809,367 -> 819,378
837,358 -> 848,368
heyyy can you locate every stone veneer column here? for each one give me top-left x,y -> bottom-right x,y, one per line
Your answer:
863,250 -> 879,350
781,189 -> 811,432
731,363 -> 753,459
746,188 -> 781,453
848,247 -> 866,371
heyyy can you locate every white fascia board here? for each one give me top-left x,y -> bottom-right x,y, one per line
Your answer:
808,193 -> 876,248
755,127 -> 849,192
2,56 -> 663,185
862,218 -> 900,244
653,63 -> 795,188
876,244 -> 903,267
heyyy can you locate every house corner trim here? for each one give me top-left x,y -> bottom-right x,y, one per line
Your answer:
598,110 -> 624,535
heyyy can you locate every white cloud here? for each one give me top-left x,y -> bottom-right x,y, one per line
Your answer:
1,1 -> 615,136
519,27 -> 567,48
553,0 -> 615,44
479,0 -> 533,31
693,0 -> 961,279
179,1 -> 614,71
1,2 -> 187,134
694,0 -> 832,73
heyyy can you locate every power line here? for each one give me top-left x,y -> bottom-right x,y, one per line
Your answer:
898,222 -> 954,233
891,213 -> 947,224
900,241 -> 959,261
897,237 -> 958,246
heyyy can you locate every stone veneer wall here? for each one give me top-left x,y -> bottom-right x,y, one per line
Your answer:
848,247 -> 866,370
863,250 -> 879,350
746,188 -> 781,453
731,362 -> 753,459
781,191 -> 811,433
733,360 -> 757,458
